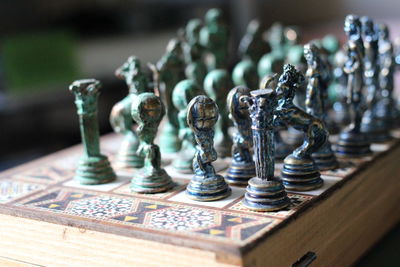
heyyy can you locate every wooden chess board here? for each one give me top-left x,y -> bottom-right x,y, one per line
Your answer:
1,133 -> 400,267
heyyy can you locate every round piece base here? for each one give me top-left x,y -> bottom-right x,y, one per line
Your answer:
186,174 -> 231,201
335,130 -> 371,158
243,177 -> 291,212
75,155 -> 116,185
226,161 -> 255,186
130,170 -> 174,194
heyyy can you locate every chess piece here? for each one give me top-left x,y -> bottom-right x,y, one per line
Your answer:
304,43 -> 339,170
69,79 -> 116,185
172,80 -> 203,173
110,56 -> 149,169
130,92 -> 173,193
183,19 -> 207,86
200,8 -> 229,70
156,39 -> 186,154
186,95 -> 231,201
204,69 -> 233,157
336,15 -> 372,157
226,86 -> 256,185
238,19 -> 270,64
232,59 -> 259,89
360,17 -> 391,142
242,89 -> 291,211
275,65 -> 327,191
376,24 -> 397,130
260,74 -> 291,160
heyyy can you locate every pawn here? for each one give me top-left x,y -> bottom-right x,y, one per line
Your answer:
226,86 -> 256,185
172,80 -> 203,173
186,95 -> 231,201
204,69 -> 233,158
242,89 -> 290,211
232,59 -> 259,90
69,79 -> 116,185
130,93 -> 173,193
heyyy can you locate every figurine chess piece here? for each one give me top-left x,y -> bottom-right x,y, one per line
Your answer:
360,17 -> 391,142
238,19 -> 270,64
375,24 -> 397,130
200,8 -> 230,70
204,69 -> 233,157
304,43 -> 339,170
110,56 -> 149,169
336,15 -> 372,157
156,39 -> 186,154
186,95 -> 231,201
183,19 -> 207,86
172,80 -> 203,173
275,64 -> 327,191
69,79 -> 116,185
242,89 -> 291,211
260,74 -> 291,160
130,93 -> 173,193
232,59 -> 259,89
226,86 -> 256,185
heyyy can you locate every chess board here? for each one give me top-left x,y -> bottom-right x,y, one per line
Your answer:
1,132 -> 400,267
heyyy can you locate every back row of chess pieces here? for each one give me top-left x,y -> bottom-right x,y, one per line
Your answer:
68,10 -> 399,212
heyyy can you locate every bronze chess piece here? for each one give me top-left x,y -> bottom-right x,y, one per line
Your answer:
226,86 -> 256,185
242,89 -> 291,211
186,95 -> 231,201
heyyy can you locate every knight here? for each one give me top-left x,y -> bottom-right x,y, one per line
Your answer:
275,64 -> 327,191
109,56 -> 150,169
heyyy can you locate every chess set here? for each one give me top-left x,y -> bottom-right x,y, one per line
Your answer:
1,9 -> 400,267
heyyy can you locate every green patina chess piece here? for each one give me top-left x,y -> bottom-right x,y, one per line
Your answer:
260,74 -> 292,160
204,69 -> 233,158
183,19 -> 207,86
226,86 -> 256,185
360,17 -> 391,142
232,59 -> 259,90
130,92 -> 173,193
156,39 -> 186,154
69,79 -> 116,185
276,65 -> 327,191
376,24 -> 397,130
336,15 -> 372,157
110,56 -> 149,169
304,43 -> 339,170
172,80 -> 203,173
238,19 -> 270,64
200,8 -> 230,70
242,89 -> 291,211
186,95 -> 231,201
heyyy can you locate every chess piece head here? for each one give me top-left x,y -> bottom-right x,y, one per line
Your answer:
186,19 -> 202,44
232,59 -> 259,89
172,80 -> 203,111
115,56 -> 141,80
203,69 -> 231,101
247,19 -> 261,35
132,93 -> 165,127
205,8 -> 223,27
166,38 -> 183,55
69,79 -> 100,96
360,16 -> 377,41
344,14 -> 361,39
378,24 -> 389,41
187,95 -> 219,132
304,43 -> 319,67
227,86 -> 252,122
322,34 -> 340,55
268,22 -> 285,50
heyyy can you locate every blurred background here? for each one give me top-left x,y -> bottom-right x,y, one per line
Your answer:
0,0 -> 399,266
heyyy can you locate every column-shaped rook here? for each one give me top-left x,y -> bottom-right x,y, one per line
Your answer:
69,79 -> 116,185
243,89 -> 290,211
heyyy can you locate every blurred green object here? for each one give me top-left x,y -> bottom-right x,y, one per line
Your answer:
2,31 -> 79,96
